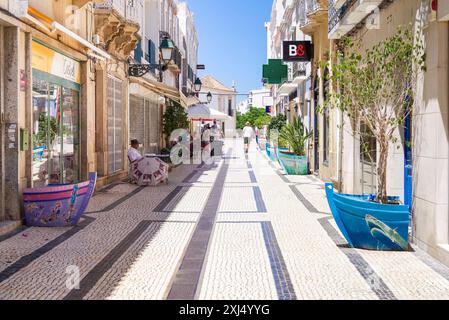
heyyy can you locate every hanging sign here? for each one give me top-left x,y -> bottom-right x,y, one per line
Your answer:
262,59 -> 288,84
282,41 -> 313,62
31,41 -> 81,84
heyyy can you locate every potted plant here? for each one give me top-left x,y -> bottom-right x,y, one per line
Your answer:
322,26 -> 425,251
277,117 -> 312,175
162,99 -> 190,166
265,114 -> 287,161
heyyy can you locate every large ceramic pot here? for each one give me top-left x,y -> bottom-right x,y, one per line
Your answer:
325,183 -> 410,251
23,172 -> 97,227
277,150 -> 308,175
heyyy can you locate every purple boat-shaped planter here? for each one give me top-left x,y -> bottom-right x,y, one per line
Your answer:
23,172 -> 97,227
325,182 -> 410,251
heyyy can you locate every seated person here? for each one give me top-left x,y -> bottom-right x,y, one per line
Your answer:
128,139 -> 142,163
128,139 -> 142,183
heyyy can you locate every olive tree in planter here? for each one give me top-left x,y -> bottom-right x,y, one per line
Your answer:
321,26 -> 426,251
278,117 -> 312,175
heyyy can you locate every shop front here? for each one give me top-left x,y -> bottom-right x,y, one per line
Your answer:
31,40 -> 81,187
129,85 -> 162,155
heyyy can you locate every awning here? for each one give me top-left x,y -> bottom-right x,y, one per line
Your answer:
180,91 -> 200,108
188,104 -> 230,121
129,76 -> 180,103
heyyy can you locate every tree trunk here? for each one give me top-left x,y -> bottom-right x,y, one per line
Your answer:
377,139 -> 389,204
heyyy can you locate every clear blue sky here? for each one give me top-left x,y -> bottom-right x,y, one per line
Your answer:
186,0 -> 272,102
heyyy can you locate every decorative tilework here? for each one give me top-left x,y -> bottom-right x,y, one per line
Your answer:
261,221 -> 297,300
0,216 -> 95,284
253,186 -> 267,212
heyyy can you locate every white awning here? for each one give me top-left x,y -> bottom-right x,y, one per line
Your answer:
187,104 -> 230,121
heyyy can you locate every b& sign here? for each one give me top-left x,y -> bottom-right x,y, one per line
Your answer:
283,41 -> 313,62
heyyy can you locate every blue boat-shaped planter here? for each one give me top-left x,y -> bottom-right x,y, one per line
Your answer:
277,150 -> 308,175
325,183 -> 410,251
265,143 -> 288,162
265,143 -> 277,161
23,172 -> 97,227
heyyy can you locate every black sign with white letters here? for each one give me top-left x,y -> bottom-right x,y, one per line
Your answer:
282,41 -> 313,62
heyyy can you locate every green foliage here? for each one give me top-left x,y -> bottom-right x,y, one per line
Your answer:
162,99 -> 189,145
266,114 -> 286,142
279,117 -> 312,156
236,107 -> 271,129
33,113 -> 58,148
320,25 -> 426,202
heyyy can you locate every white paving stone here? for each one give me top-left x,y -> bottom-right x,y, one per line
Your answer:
198,223 -> 278,300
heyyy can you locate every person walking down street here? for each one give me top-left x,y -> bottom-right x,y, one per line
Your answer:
242,121 -> 255,154
255,126 -> 260,148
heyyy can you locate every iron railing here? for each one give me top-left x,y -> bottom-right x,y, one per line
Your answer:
94,0 -> 143,28
328,0 -> 357,33
298,0 -> 309,27
292,62 -> 307,78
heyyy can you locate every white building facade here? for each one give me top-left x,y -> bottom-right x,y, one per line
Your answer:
199,76 -> 238,138
237,88 -> 271,114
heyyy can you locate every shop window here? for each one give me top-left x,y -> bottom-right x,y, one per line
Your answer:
32,77 -> 80,187
129,95 -> 160,155
107,76 -> 124,173
360,122 -> 377,194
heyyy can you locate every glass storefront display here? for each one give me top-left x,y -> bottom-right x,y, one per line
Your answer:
32,77 -> 80,187
31,41 -> 81,187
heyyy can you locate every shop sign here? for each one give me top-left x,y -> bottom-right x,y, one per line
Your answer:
282,41 -> 313,62
262,59 -> 288,84
31,41 -> 81,84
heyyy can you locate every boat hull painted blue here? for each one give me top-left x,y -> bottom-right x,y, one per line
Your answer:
265,143 -> 277,161
325,183 -> 410,251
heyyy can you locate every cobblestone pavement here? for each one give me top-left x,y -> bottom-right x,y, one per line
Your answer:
2,139 -> 449,299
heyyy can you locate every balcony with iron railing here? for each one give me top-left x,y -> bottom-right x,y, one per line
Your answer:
328,0 -> 383,39
93,0 -> 144,27
278,62 -> 310,96
298,0 -> 328,34
92,0 -> 143,60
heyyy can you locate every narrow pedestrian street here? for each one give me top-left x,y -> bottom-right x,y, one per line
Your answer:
1,139 -> 449,300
